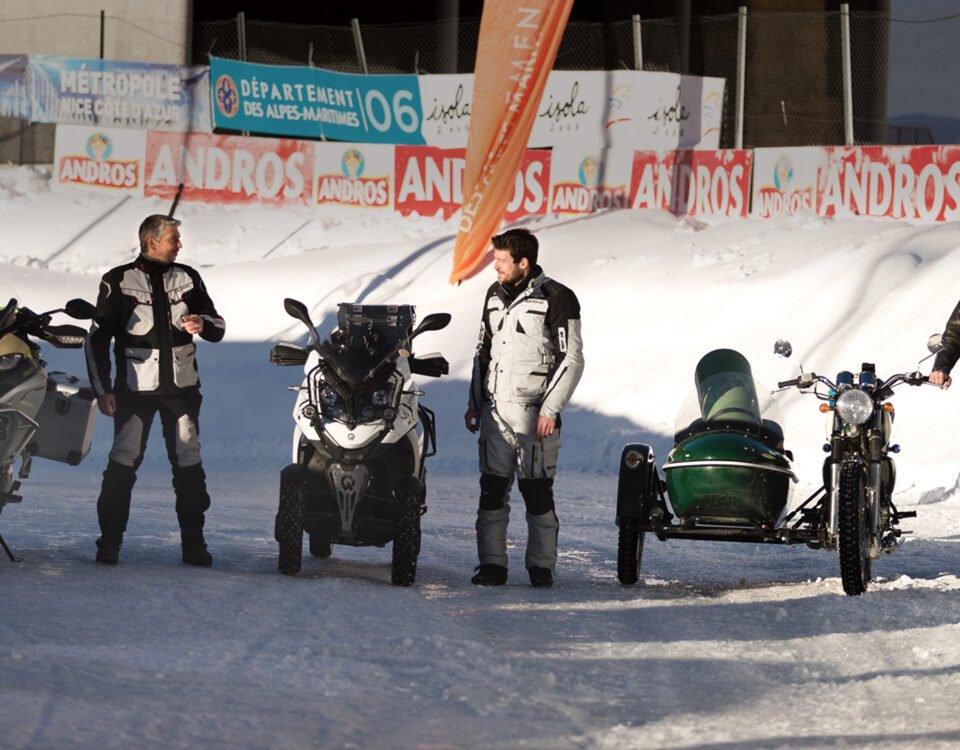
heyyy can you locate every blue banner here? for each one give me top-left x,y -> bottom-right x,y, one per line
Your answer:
210,57 -> 425,144
28,56 -> 211,132
0,55 -> 29,120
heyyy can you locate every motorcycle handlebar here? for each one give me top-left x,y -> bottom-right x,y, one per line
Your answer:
777,377 -> 800,389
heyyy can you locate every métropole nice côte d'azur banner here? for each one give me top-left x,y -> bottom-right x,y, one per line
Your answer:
449,0 -> 575,284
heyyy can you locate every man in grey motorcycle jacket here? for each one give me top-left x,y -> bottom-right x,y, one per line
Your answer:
85,214 -> 225,566
464,228 -> 584,587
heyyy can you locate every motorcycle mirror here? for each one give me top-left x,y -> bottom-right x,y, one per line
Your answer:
927,333 -> 944,353
411,312 -> 452,339
283,298 -> 320,348
283,298 -> 312,326
773,339 -> 793,359
64,298 -> 96,320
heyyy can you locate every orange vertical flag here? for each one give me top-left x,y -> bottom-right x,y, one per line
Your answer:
449,0 -> 574,284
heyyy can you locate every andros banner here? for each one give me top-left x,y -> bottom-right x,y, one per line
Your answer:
210,57 -> 426,145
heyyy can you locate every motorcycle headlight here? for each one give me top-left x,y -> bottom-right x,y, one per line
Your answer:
0,353 -> 23,372
371,388 -> 390,406
836,388 -> 874,426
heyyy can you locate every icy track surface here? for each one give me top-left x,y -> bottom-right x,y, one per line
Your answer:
2,464 -> 960,750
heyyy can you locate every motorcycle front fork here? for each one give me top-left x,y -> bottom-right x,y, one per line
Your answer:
868,462 -> 883,558
826,459 -> 884,558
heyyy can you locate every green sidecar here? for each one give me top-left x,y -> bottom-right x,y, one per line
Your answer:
616,349 -> 799,585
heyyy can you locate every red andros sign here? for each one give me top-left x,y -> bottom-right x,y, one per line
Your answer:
818,146 -> 960,221
144,131 -> 314,205
394,146 -> 550,221
630,150 -> 752,217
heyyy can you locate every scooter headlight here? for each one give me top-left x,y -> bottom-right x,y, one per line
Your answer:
836,388 -> 874,426
316,385 -> 348,422
355,387 -> 395,424
320,387 -> 338,406
0,353 -> 23,372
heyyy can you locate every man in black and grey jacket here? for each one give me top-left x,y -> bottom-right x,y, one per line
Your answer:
85,214 -> 225,566
464,228 -> 584,588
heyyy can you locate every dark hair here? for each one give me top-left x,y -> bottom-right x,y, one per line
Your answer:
491,228 -> 538,265
139,214 -> 181,252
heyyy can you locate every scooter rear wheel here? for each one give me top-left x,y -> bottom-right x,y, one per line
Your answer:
309,534 -> 332,559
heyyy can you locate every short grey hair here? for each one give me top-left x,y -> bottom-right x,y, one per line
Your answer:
139,214 -> 181,252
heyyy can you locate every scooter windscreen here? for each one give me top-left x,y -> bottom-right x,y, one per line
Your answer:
322,303 -> 415,387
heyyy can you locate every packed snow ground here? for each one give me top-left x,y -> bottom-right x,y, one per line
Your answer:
2,165 -> 960,749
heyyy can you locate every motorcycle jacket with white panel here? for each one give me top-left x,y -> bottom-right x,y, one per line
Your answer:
468,265 -> 584,420
85,254 -> 225,397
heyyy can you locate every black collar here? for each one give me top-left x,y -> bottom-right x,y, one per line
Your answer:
499,264 -> 542,301
136,254 -> 172,274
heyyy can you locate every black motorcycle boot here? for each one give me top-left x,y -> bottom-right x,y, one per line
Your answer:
95,461 -> 136,564
95,534 -> 123,564
471,563 -> 508,586
172,464 -> 212,566
172,464 -> 212,530
528,566 -> 554,588
180,527 -> 213,567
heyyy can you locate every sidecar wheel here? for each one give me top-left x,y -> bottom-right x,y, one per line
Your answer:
308,534 -> 332,559
276,471 -> 304,576
391,481 -> 423,587
617,518 -> 644,585
838,463 -> 871,596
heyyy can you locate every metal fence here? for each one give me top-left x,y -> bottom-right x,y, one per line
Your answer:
1,8 -> 958,164
194,9 -> 959,149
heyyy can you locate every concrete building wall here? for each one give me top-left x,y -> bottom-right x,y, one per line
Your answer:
0,0 -> 191,64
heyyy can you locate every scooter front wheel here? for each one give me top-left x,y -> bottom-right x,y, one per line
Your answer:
391,477 -> 423,586
276,471 -> 304,576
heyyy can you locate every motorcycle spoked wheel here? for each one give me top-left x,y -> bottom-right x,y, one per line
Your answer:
276,474 -> 304,576
391,484 -> 423,587
617,518 -> 644,585
838,462 -> 872,596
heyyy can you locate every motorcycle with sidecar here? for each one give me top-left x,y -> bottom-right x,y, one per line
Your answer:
615,341 -> 940,596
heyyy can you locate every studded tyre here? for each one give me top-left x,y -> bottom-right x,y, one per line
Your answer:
391,483 -> 422,587
276,472 -> 304,576
838,462 -> 871,596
